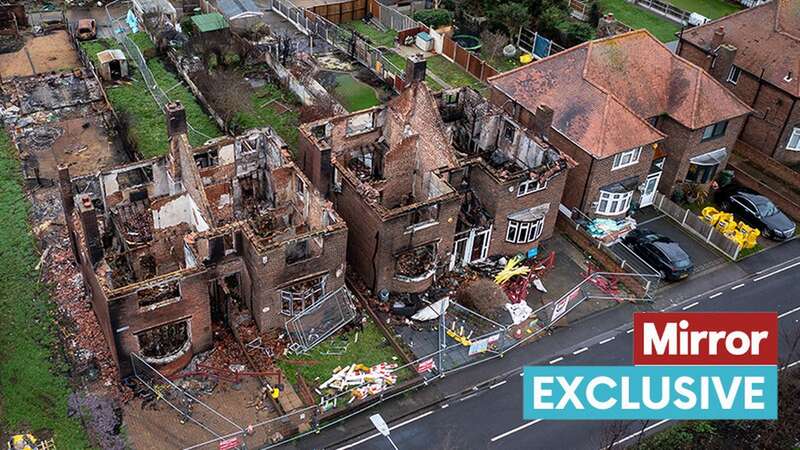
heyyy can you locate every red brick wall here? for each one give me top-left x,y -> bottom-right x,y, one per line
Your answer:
467,164 -> 567,256
679,40 -> 800,165
582,146 -> 654,217
108,271 -> 213,376
656,115 -> 745,193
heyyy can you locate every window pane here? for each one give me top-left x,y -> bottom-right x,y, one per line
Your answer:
506,221 -> 518,242
788,128 -> 800,150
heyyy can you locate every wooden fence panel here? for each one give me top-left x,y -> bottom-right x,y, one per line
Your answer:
467,54 -> 483,79
454,44 -> 469,68
483,65 -> 498,81
442,35 -> 456,60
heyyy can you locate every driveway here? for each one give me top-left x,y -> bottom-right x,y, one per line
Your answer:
633,207 -> 727,274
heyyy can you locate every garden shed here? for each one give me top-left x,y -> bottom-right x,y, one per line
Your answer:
96,49 -> 129,81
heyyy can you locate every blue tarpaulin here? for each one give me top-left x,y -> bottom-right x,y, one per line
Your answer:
533,35 -> 552,59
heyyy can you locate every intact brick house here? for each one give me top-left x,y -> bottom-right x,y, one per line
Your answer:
677,0 -> 800,164
488,30 -> 751,219
60,102 -> 348,376
298,74 -> 571,286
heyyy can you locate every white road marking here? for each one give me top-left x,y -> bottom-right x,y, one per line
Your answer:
336,411 -> 436,449
549,357 -> 564,364
612,419 -> 671,446
753,260 -> 800,282
489,380 -> 507,389
778,305 -> 800,319
626,328 -> 634,334
787,360 -> 800,369
490,419 -> 543,442
731,283 -> 745,290
682,301 -> 699,310
709,292 -> 722,299
599,336 -> 616,345
573,347 -> 589,355
440,403 -> 449,409
461,393 -> 478,402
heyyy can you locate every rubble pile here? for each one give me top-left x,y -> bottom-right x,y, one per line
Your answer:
319,362 -> 398,407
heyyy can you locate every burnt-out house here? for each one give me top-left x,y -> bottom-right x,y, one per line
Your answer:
298,75 -> 572,291
435,87 -> 573,268
298,82 -> 462,294
61,102 -> 348,376
488,30 -> 751,219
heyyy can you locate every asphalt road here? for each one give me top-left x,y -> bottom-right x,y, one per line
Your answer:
337,257 -> 800,450
277,239 -> 800,450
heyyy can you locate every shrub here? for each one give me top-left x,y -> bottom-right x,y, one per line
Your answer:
414,9 -> 453,28
222,52 -> 240,66
557,20 -> 595,46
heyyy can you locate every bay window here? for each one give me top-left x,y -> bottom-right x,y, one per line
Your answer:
596,190 -> 633,216
506,217 -> 544,244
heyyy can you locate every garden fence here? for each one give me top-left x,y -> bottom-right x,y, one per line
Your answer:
367,0 -> 418,32
104,4 -> 214,142
634,0 -> 692,24
517,27 -> 565,60
653,192 -> 742,260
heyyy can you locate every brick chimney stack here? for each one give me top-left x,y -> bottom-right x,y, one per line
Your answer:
712,44 -> 738,80
405,54 -> 427,85
166,101 -> 187,138
711,26 -> 725,49
533,104 -> 554,140
77,195 -> 104,265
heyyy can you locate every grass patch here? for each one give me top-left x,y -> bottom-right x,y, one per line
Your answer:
0,131 -> 90,448
234,82 -> 300,149
426,55 -> 486,91
343,20 -> 397,48
79,34 -> 222,157
666,0 -> 741,19
481,48 -> 521,73
331,73 -> 381,112
384,51 -> 443,91
598,0 -> 682,42
277,320 -> 408,391
737,242 -> 763,260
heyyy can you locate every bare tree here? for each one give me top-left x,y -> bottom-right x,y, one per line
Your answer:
193,69 -> 254,133
480,30 -> 509,61
597,420 -> 634,450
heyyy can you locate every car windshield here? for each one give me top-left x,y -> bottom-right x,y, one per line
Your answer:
756,200 -> 778,217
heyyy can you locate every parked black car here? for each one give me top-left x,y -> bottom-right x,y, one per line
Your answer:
623,229 -> 694,281
715,187 -> 796,240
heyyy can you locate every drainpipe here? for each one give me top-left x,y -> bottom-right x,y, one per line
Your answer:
371,230 -> 380,293
579,157 -> 596,214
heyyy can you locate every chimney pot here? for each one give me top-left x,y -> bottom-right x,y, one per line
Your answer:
711,26 -> 725,48
166,101 -> 188,137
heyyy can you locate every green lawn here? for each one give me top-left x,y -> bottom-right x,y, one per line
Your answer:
234,82 -> 300,150
0,131 -> 90,448
79,34 -> 222,157
332,73 -> 381,112
667,0 -> 741,19
343,20 -> 397,48
598,0 -> 682,42
426,55 -> 486,91
384,51 -> 443,91
277,320 -> 406,391
481,48 -> 522,73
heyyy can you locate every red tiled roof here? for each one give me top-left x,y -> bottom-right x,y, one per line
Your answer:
681,0 -> 800,97
489,30 -> 751,158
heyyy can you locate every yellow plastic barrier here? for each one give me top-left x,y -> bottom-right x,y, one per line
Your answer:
699,208 -> 760,249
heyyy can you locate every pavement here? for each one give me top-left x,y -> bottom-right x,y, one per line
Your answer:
273,238 -> 800,450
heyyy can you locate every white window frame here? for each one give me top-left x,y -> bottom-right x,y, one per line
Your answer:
727,65 -> 741,85
596,190 -> 634,216
505,217 -> 545,244
612,147 -> 642,170
787,127 -> 800,151
517,178 -> 547,197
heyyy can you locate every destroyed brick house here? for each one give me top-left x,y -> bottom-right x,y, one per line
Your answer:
60,102 -> 348,376
677,0 -> 800,165
489,30 -> 752,219
298,69 -> 571,291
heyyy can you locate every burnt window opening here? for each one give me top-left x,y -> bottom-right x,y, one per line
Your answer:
410,204 -> 439,227
347,142 -> 385,182
194,149 -> 219,168
444,91 -> 459,105
503,121 -> 516,142
296,175 -> 306,200
285,239 -> 311,264
280,275 -> 327,316
311,124 -> 327,139
137,282 -> 180,309
137,321 -> 189,360
138,254 -> 157,280
116,166 -> 153,189
395,243 -> 437,278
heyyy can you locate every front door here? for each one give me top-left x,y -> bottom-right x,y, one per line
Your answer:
640,172 -> 661,207
450,226 -> 492,269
